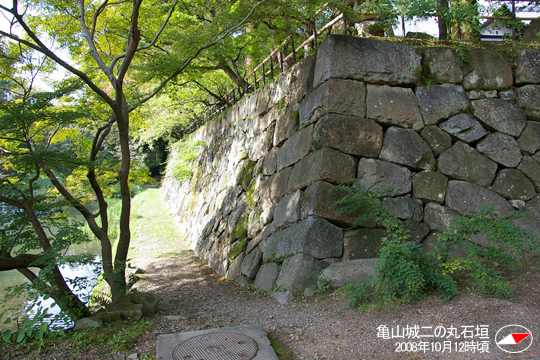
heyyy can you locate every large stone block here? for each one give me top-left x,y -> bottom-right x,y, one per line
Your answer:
254,263 -> 279,292
342,229 -> 387,260
226,253 -> 244,280
261,216 -> 343,260
265,167 -> 292,204
313,35 -> 421,86
424,203 -> 460,232
382,197 -> 423,221
357,158 -> 412,196
517,85 -> 540,121
476,132 -> 523,168
298,78 -> 366,127
262,148 -> 278,176
241,246 -> 262,279
412,171 -> 448,204
419,126 -> 452,157
416,84 -> 470,125
422,48 -> 463,84
445,180 -> 513,217
366,85 -> 424,131
523,20 -> 540,42
518,156 -> 540,192
273,190 -> 302,228
491,169 -> 536,201
439,114 -> 487,143
288,147 -> 356,191
290,55 -> 316,103
275,253 -> 327,293
517,121 -> 540,155
379,127 -> 435,171
276,124 -> 312,170
320,259 -> 376,288
472,98 -> 526,137
515,50 -> 540,85
462,49 -> 513,90
403,219 -> 430,244
438,141 -> 497,187
301,181 -> 377,228
273,106 -> 297,147
312,114 -> 383,157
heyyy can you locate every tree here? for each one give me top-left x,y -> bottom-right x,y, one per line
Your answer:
0,0 -> 266,317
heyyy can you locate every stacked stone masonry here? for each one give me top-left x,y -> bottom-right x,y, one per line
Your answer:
163,35 -> 540,295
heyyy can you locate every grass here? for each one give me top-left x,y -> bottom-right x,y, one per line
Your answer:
268,334 -> 296,360
129,187 -> 186,259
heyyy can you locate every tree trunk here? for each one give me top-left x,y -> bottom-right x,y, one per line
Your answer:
438,0 -> 449,40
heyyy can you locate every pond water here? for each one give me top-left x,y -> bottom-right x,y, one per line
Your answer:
0,239 -> 102,331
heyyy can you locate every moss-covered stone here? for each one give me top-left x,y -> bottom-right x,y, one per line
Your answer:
241,161 -> 256,190
228,214 -> 249,243
229,239 -> 247,259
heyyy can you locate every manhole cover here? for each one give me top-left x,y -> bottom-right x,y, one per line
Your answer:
172,332 -> 258,360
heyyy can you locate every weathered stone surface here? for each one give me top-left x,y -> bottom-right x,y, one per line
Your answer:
262,148 -> 278,176
273,106 -> 298,147
313,35 -> 421,86
518,122 -> 540,155
445,180 -> 513,217
412,171 -> 448,204
518,156 -> 540,192
491,169 -> 536,201
275,253 -> 327,293
467,90 -> 497,100
107,296 -> 143,320
299,78 -> 366,127
420,126 -> 452,157
246,223 -> 275,254
254,263 -> 279,292
366,85 -> 424,131
261,216 -> 343,260
273,190 -> 302,228
416,84 -> 470,125
403,219 -> 430,244
439,114 -> 487,143
132,292 -> 159,316
476,132 -> 523,168
462,49 -> 513,90
320,259 -> 377,288
301,181 -> 377,227
241,246 -> 262,279
342,229 -> 387,260
91,310 -> 122,325
515,50 -> 540,85
438,141 -> 497,186
226,253 -> 244,280
523,20 -> 540,42
357,158 -> 412,196
235,275 -> 253,288
517,85 -> 540,121
265,167 -> 292,204
472,98 -> 527,137
379,127 -> 435,170
276,125 -> 313,170
288,147 -> 356,191
290,55 -> 316,103
499,89 -> 516,101
312,114 -> 383,157
424,203 -> 460,232
272,291 -> 294,304
74,317 -> 103,331
422,48 -> 463,84
382,197 -> 423,221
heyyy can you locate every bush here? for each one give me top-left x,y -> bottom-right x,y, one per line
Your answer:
334,181 -> 538,308
165,138 -> 205,181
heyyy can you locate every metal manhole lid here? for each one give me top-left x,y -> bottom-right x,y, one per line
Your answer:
172,332 -> 258,360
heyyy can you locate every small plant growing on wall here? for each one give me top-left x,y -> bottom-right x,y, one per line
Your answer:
333,181 -> 540,309
165,138 -> 206,181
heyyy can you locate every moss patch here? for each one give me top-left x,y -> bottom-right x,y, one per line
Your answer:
246,179 -> 257,209
268,334 -> 295,360
228,214 -> 249,243
241,161 -> 256,190
229,239 -> 247,259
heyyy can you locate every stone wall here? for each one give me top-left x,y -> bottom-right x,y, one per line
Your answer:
163,35 -> 540,296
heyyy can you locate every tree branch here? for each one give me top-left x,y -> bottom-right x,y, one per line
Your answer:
116,0 -> 142,83
0,253 -> 44,271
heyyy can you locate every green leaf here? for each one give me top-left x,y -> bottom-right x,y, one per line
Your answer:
39,322 -> 49,332
16,329 -> 26,343
34,330 -> 44,341
3,317 -> 11,325
2,330 -> 12,342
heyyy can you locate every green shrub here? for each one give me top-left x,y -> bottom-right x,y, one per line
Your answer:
165,138 -> 205,181
334,181 -> 538,309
